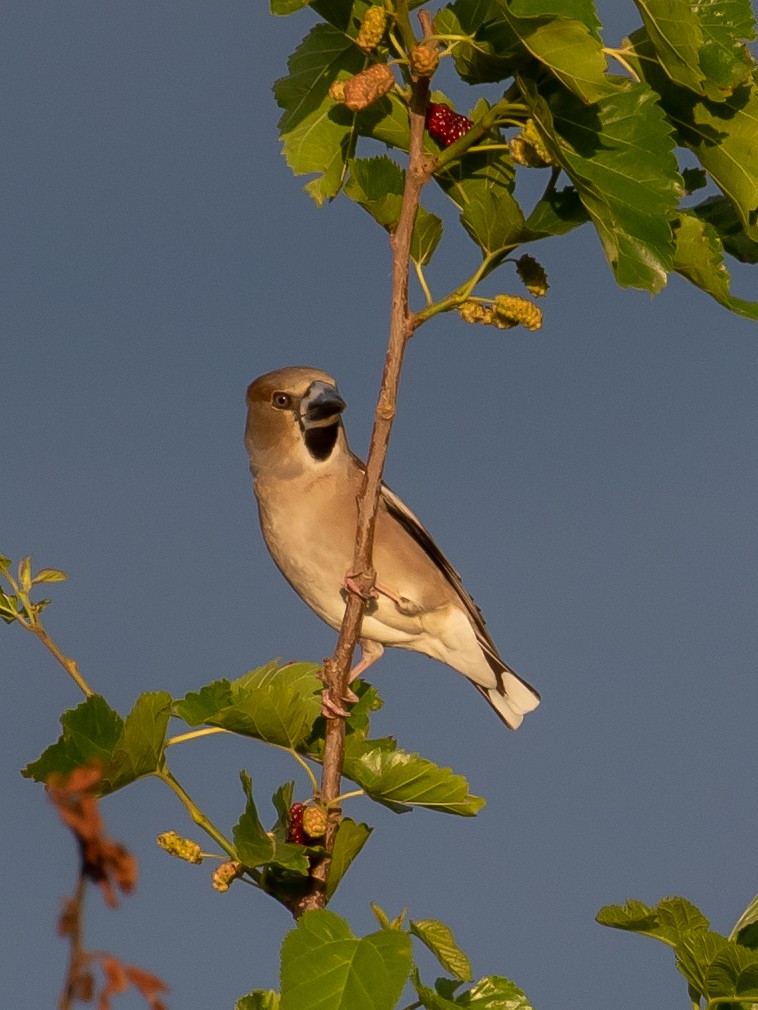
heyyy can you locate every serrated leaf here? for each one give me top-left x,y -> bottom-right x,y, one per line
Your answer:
673,212 -> 758,320
236,991 -> 280,1010
234,772 -> 311,875
103,691 -> 172,792
597,896 -> 710,948
274,24 -> 366,204
703,942 -> 758,999
410,920 -> 472,982
524,186 -> 589,239
280,909 -> 412,1010
326,817 -> 372,900
675,929 -> 729,996
343,746 -> 485,816
344,155 -> 404,226
175,662 -> 323,749
731,892 -> 758,946
693,0 -> 756,95
498,0 -> 614,103
23,694 -> 125,783
629,28 -> 758,240
523,78 -> 680,292
634,0 -> 708,95
31,567 -> 68,584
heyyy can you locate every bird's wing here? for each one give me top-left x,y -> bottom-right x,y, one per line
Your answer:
378,480 -> 507,673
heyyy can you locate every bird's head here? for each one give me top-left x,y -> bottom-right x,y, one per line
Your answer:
245,367 -> 347,477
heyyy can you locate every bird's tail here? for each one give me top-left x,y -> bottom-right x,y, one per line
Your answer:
476,667 -> 541,730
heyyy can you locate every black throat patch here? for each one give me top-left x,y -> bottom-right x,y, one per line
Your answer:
304,422 -> 339,461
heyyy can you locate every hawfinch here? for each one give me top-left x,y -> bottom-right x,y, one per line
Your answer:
245,366 -> 540,729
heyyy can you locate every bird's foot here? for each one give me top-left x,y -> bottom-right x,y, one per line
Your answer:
318,662 -> 360,719
343,571 -> 379,602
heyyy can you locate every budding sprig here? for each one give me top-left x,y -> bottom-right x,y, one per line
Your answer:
0,551 -> 93,696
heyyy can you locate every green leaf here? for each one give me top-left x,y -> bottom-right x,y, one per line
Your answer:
633,0 -> 707,95
274,24 -> 366,204
629,28 -> 758,240
233,772 -> 311,875
703,942 -> 758,999
411,207 -> 444,266
103,691 -> 172,792
357,90 -> 411,152
460,186 -> 525,256
410,919 -> 472,981
434,1 -> 523,84
270,0 -> 309,14
344,156 -> 443,265
31,567 -> 68,584
693,0 -> 756,95
498,0 -> 614,103
730,892 -> 758,947
23,694 -> 124,783
673,212 -> 758,320
344,155 -> 403,227
415,973 -> 534,1009
524,185 -> 589,239
280,909 -> 413,1010
326,817 -> 372,900
175,661 -> 323,749
693,195 -> 758,263
343,746 -> 485,816
596,896 -> 710,948
236,991 -> 280,1010
0,553 -> 12,576
0,588 -> 20,623
23,691 -> 170,792
523,78 -> 680,292
675,929 -> 729,997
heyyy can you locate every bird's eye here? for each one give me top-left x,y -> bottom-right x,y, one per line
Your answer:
272,392 -> 292,410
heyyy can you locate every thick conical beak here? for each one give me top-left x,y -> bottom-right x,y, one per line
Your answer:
300,381 -> 346,430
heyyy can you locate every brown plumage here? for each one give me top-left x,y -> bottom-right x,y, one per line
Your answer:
245,366 -> 540,728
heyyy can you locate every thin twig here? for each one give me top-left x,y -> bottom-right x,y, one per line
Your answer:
292,13 -> 436,917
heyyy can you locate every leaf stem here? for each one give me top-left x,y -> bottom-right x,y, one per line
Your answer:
157,767 -> 239,864
165,726 -> 230,747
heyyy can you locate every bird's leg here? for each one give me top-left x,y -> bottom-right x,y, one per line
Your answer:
374,581 -> 424,617
319,639 -> 384,718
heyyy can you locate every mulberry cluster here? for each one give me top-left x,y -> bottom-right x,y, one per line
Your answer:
411,42 -> 440,77
356,6 -> 387,52
329,63 -> 395,111
212,860 -> 242,893
156,831 -> 203,864
458,296 -> 543,332
426,103 -> 473,147
286,802 -> 306,844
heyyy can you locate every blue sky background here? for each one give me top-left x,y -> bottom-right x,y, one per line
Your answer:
3,3 -> 757,1008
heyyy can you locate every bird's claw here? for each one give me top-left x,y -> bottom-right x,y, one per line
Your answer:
343,571 -> 379,602
320,685 -> 359,719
